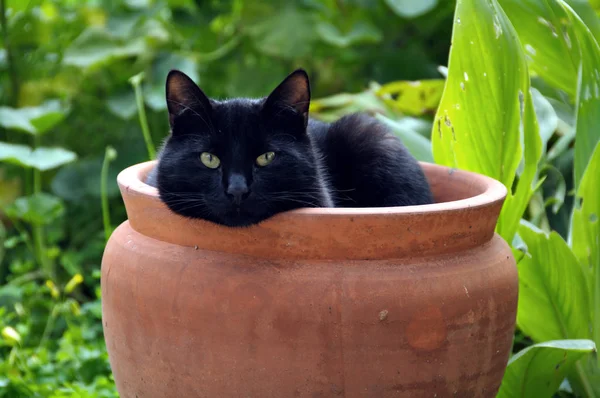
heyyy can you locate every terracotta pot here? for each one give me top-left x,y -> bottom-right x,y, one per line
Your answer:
101,161 -> 517,398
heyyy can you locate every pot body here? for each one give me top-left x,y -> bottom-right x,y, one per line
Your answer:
102,222 -> 517,398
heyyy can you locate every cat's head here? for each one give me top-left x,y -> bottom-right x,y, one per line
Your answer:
155,69 -> 326,227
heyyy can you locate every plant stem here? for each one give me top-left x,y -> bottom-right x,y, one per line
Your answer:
0,0 -> 19,106
130,73 -> 156,160
36,304 -> 59,354
7,270 -> 44,285
101,146 -> 116,242
31,135 -> 53,279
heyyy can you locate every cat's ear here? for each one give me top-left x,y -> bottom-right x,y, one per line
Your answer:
263,69 -> 310,127
165,70 -> 212,126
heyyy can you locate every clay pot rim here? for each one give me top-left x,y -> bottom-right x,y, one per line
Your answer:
116,161 -> 507,259
119,160 -> 507,217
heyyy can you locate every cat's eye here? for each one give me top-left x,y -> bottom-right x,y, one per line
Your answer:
200,152 -> 220,169
256,152 -> 276,167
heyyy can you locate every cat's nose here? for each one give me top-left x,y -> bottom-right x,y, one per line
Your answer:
226,173 -> 250,205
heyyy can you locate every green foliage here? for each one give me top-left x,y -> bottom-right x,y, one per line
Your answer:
431,0 -> 542,243
0,0 -> 455,395
497,340 -> 597,398
517,220 -> 591,344
431,0 -> 600,396
1,0 -> 599,396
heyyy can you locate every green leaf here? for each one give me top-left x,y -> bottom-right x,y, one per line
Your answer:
1,326 -> 21,346
497,339 -> 596,398
378,79 -> 445,116
63,27 -> 146,69
567,2 -> 600,188
517,221 -> 591,342
384,0 -> 438,18
0,100 -> 69,135
0,142 -> 77,171
431,0 -> 542,242
0,142 -> 31,164
565,0 -> 600,43
531,88 -> 558,151
432,0 -> 525,187
376,115 -> 434,163
311,85 -> 395,122
570,142 -> 600,365
106,91 -> 137,119
571,142 -> 600,272
500,0 -> 600,188
540,164 -> 567,214
316,21 -> 382,48
498,0 -> 579,97
246,8 -> 317,59
5,193 -> 64,225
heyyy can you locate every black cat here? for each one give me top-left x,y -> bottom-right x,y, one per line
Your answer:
146,69 -> 433,227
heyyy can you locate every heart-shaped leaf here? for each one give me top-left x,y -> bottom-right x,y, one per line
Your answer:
0,142 -> 77,171
0,100 -> 69,135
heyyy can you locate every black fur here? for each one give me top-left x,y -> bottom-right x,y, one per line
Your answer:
147,69 -> 433,227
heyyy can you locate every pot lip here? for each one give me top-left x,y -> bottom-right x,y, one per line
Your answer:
118,160 -> 508,217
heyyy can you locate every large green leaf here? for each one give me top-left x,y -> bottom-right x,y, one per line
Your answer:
517,221 -> 591,342
431,0 -> 541,242
497,339 -> 596,398
572,142 -> 600,273
571,142 -> 600,365
499,0 -> 600,188
0,142 -> 77,171
567,2 -> 600,188
566,0 -> 600,43
499,0 -> 579,97
0,100 -> 69,135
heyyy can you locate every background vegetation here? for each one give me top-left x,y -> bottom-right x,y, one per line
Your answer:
0,0 -> 599,396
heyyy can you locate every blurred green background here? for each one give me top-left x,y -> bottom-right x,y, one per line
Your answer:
0,1 -> 455,396
4,0 -> 600,396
